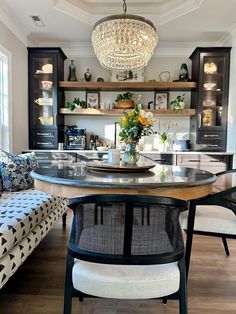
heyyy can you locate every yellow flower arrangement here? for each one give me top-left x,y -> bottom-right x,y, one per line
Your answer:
118,105 -> 156,143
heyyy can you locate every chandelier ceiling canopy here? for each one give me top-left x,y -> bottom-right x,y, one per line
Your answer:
91,0 -> 158,71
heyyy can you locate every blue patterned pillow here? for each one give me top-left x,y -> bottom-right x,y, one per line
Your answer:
0,152 -> 38,192
0,150 -> 13,163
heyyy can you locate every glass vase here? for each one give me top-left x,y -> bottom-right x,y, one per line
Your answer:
122,142 -> 139,165
158,142 -> 167,152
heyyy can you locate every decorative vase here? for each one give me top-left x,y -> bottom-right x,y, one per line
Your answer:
84,68 -> 92,81
179,63 -> 189,81
68,60 -> 77,81
179,101 -> 185,109
122,142 -> 139,165
158,142 -> 167,152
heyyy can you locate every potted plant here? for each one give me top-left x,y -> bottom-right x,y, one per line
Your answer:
115,92 -> 134,109
170,93 -> 185,111
66,97 -> 87,111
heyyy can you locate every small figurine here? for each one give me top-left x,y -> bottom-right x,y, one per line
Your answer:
84,69 -> 92,81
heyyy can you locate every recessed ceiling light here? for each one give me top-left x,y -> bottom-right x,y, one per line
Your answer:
30,15 -> 45,27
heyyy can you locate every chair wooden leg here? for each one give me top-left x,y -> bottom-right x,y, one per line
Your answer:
178,258 -> 188,314
185,202 -> 196,280
222,237 -> 230,256
62,212 -> 67,229
64,253 -> 74,314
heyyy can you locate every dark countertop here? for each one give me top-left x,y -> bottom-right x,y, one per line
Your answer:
31,163 -> 216,190
24,149 -> 234,156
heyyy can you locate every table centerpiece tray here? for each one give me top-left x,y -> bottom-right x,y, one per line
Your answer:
86,161 -> 156,173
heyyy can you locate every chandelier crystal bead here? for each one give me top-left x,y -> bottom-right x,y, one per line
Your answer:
91,1 -> 158,70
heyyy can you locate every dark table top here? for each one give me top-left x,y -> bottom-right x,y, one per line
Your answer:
31,162 -> 216,190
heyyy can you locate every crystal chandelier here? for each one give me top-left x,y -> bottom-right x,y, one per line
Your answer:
91,0 -> 158,70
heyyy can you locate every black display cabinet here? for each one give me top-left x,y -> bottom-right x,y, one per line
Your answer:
28,47 -> 67,149
190,47 -> 231,151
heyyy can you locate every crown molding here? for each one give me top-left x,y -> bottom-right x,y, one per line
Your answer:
217,23 -> 236,46
52,0 -> 204,26
0,5 -> 28,46
38,41 -> 216,58
157,0 -> 204,25
51,0 -> 93,25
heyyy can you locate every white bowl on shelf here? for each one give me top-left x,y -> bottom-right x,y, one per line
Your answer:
42,64 -> 53,73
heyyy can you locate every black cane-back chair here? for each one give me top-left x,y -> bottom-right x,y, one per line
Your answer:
180,169 -> 236,277
64,194 -> 189,314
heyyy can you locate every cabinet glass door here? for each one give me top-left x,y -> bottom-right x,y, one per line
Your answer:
32,56 -> 55,127
201,56 -> 225,128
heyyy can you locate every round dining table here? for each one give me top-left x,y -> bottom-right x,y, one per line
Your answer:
31,161 -> 217,281
31,162 -> 216,201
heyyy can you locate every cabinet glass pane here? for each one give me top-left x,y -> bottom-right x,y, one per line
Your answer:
32,57 -> 55,126
202,56 -> 225,127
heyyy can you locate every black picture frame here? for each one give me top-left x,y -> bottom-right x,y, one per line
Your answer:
154,91 -> 169,109
86,91 -> 100,109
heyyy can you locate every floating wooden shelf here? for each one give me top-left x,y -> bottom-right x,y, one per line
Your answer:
60,108 -> 196,116
59,81 -> 197,91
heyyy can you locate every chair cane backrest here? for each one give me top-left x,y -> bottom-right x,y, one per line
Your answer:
68,195 -> 189,265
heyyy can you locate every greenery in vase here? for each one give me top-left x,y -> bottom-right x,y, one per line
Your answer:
170,93 -> 185,111
157,120 -> 172,144
118,105 -> 156,143
115,92 -> 134,102
66,97 -> 87,111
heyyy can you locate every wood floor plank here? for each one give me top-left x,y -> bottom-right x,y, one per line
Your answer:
0,211 -> 236,314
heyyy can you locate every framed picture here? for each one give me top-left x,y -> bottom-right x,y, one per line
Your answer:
110,68 -> 144,82
154,92 -> 169,109
86,91 -> 100,109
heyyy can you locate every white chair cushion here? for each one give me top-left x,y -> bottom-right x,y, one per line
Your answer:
72,260 -> 180,299
180,205 -> 236,235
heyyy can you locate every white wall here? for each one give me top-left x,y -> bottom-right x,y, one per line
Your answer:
0,21 -> 28,153
63,55 -> 191,148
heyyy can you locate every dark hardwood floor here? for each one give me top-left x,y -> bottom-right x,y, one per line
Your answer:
0,210 -> 236,314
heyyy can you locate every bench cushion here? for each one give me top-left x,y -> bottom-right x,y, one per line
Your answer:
0,199 -> 67,289
0,189 -> 64,259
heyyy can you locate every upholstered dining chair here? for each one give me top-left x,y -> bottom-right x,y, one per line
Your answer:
64,194 -> 189,314
180,169 -> 236,277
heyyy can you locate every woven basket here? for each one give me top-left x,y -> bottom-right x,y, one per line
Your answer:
115,99 -> 135,109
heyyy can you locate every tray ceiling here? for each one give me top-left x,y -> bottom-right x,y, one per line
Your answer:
1,0 -> 236,45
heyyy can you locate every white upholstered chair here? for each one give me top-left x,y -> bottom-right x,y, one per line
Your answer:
64,194 -> 189,314
180,169 -> 236,277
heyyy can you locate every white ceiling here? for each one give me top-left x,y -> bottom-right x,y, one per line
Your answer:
1,0 -> 236,46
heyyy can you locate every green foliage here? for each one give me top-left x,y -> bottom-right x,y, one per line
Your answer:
170,93 -> 185,111
115,92 -> 134,102
160,132 -> 167,143
157,120 -> 172,144
66,97 -> 87,111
